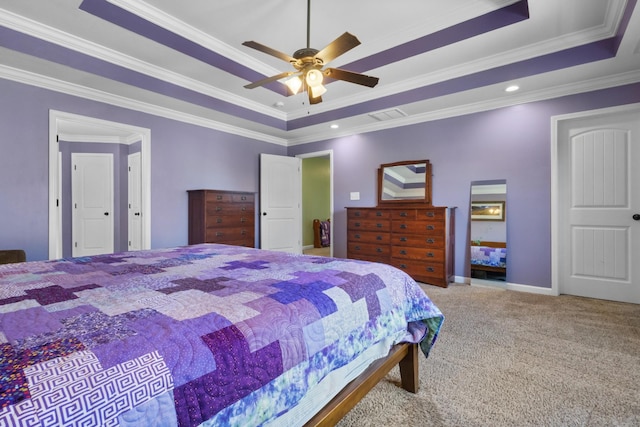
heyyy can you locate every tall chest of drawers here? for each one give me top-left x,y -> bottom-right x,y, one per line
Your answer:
188,189 -> 255,248
346,206 -> 455,287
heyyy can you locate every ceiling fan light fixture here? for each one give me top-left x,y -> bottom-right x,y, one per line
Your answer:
305,69 -> 324,87
285,76 -> 303,94
309,83 -> 327,99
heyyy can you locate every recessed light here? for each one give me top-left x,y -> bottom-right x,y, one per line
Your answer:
505,85 -> 520,92
330,124 -> 339,129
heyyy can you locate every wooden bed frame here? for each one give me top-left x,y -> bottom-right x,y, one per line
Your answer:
305,342 -> 418,426
470,241 -> 507,274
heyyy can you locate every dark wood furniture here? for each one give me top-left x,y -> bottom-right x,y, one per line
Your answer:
188,189 -> 255,247
346,206 -> 455,287
347,160 -> 455,287
0,250 -> 26,264
305,342 -> 418,426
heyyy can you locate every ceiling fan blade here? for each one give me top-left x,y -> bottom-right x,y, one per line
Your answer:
315,32 -> 360,64
323,68 -> 379,88
242,41 -> 296,63
308,91 -> 323,104
244,71 -> 296,89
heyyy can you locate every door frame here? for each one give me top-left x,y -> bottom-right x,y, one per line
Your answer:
296,150 -> 334,257
550,102 -> 640,297
48,110 -> 151,259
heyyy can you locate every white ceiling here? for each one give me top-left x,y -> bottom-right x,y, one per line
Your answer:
1,0 -> 639,145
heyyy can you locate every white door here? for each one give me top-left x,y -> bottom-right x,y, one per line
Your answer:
557,107 -> 640,303
128,152 -> 142,251
72,153 -> 114,257
260,153 -> 302,253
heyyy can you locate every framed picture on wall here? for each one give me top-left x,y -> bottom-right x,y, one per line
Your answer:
471,201 -> 505,221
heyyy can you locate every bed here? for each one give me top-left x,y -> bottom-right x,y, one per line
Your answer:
470,241 -> 507,277
0,243 -> 443,426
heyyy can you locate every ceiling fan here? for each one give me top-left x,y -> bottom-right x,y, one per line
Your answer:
242,0 -> 379,105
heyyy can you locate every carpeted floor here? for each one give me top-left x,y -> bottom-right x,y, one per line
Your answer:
337,283 -> 640,427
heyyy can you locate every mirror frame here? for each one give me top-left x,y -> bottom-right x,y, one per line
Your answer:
377,160 -> 432,205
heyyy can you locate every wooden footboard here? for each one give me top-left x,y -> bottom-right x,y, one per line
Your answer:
304,342 -> 419,426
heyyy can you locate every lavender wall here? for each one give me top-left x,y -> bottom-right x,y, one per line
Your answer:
0,78 -> 286,261
288,83 -> 640,288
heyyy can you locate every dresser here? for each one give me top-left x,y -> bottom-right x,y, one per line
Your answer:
188,189 -> 255,248
346,206 -> 455,287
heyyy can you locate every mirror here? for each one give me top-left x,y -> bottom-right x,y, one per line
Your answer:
378,160 -> 432,205
469,180 -> 507,285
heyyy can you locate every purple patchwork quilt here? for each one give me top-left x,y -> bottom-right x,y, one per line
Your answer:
0,244 -> 443,426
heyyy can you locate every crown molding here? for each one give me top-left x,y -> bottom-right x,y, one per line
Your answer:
106,0 -> 281,78
286,69 -> 640,146
0,64 -> 288,146
0,7 -> 285,121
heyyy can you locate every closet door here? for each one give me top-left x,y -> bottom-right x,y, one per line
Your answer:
260,154 -> 302,253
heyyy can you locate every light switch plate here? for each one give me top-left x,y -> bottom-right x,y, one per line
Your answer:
350,192 -> 360,201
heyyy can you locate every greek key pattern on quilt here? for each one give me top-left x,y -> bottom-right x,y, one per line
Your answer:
23,351 -> 172,426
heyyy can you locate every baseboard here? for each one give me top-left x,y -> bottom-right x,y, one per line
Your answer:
456,275 -> 558,296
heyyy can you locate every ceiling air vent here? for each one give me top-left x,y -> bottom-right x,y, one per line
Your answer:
368,108 -> 408,121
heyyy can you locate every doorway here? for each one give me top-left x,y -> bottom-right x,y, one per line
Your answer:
48,110 -> 151,259
552,103 -> 640,304
298,150 -> 333,258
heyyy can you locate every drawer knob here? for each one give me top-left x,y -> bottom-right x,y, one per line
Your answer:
400,264 -> 407,269
241,230 -> 246,235
355,246 -> 361,251
426,212 -> 435,217
426,252 -> 434,257
376,235 -> 382,240
426,225 -> 435,230
216,206 -> 222,212
400,237 -> 407,242
242,207 -> 246,211
355,234 -> 361,239
355,222 -> 361,227
400,250 -> 407,255
355,212 -> 361,217
241,196 -> 247,200
216,218 -> 223,223
400,212 -> 407,217
216,195 -> 223,200
216,232 -> 223,237
376,223 -> 383,228
376,248 -> 383,253
376,212 -> 383,217
426,238 -> 435,244
241,217 -> 246,223
426,267 -> 435,272
400,224 -> 407,229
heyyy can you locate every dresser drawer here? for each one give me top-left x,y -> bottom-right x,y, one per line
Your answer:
391,209 -> 444,221
205,192 -> 254,203
391,234 -> 445,248
347,209 -> 390,220
206,215 -> 254,228
348,230 -> 390,244
392,220 -> 444,235
390,259 -> 444,281
207,202 -> 253,216
348,242 -> 390,257
392,246 -> 444,262
348,219 -> 391,232
206,227 -> 252,243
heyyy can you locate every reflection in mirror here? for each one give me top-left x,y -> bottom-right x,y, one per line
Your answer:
469,180 -> 507,286
380,163 -> 427,202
